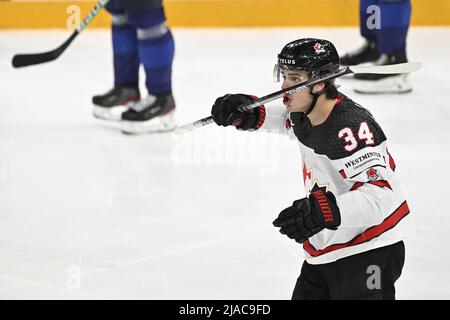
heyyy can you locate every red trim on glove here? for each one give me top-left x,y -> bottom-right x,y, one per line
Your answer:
255,106 -> 266,129
245,94 -> 266,130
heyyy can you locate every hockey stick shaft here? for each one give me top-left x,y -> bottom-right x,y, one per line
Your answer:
12,0 -> 110,68
175,62 -> 422,134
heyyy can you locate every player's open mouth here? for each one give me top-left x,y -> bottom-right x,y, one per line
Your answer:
283,95 -> 291,106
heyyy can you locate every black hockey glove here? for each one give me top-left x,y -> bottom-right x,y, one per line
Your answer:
273,187 -> 341,244
211,94 -> 265,130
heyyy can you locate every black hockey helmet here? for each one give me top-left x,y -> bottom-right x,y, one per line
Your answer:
274,38 -> 340,82
274,38 -> 340,115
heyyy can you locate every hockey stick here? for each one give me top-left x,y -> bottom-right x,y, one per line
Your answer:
175,62 -> 422,134
12,0 -> 110,68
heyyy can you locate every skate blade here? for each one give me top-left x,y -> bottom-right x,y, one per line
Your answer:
93,105 -> 129,121
354,88 -> 413,95
121,112 -> 176,135
353,75 -> 413,94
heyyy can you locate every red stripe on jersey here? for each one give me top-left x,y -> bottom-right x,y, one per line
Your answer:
286,118 -> 292,129
339,169 -> 347,179
350,180 -> 392,191
303,201 -> 410,257
386,148 -> 397,172
369,180 -> 392,190
350,182 -> 364,191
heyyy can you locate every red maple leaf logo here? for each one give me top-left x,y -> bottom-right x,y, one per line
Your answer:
302,162 -> 312,186
313,43 -> 325,54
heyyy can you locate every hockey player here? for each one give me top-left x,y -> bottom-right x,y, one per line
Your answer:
340,0 -> 412,94
210,38 -> 414,299
92,0 -> 176,134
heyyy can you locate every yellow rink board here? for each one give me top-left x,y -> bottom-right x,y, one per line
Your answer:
0,0 -> 449,29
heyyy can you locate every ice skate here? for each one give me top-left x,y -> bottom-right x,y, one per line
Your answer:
354,49 -> 408,81
354,73 -> 412,94
121,93 -> 176,134
353,48 -> 412,94
92,86 -> 140,121
340,40 -> 380,66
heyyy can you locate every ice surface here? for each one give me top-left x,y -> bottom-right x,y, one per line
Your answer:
1,27 -> 449,299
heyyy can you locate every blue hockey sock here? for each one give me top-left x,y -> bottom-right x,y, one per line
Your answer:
360,0 -> 379,41
127,8 -> 175,96
377,0 -> 411,54
106,0 -> 140,87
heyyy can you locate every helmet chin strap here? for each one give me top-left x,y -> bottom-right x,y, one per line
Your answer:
304,73 -> 322,116
304,75 -> 331,115
305,88 -> 320,115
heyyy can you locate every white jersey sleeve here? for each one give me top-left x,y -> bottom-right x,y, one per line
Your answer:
332,141 -> 398,228
258,105 -> 296,139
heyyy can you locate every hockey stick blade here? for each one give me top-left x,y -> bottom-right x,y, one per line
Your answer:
349,62 -> 422,75
11,0 -> 110,68
12,32 -> 77,68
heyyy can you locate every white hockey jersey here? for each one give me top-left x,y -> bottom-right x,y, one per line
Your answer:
259,94 -> 415,264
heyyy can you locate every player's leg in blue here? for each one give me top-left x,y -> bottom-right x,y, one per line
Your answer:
121,4 -> 176,134
340,0 -> 381,66
377,0 -> 411,56
92,0 -> 141,121
354,0 -> 413,93
133,8 -> 174,96
360,0 -> 379,42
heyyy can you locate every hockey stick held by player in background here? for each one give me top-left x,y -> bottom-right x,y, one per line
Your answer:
12,0 -> 110,68
175,62 -> 422,134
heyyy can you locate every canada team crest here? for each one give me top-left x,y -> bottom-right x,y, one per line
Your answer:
366,168 -> 379,181
314,43 -> 325,54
